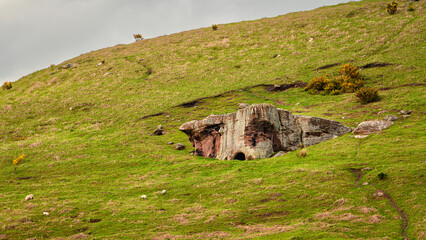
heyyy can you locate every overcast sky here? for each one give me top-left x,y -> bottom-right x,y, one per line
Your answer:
0,0 -> 358,84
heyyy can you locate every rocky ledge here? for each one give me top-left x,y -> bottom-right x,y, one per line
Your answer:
179,104 -> 351,160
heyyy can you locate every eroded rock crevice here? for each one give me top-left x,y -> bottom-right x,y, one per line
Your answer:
179,104 -> 351,160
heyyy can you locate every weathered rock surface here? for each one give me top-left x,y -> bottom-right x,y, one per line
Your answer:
353,120 -> 393,135
175,143 -> 185,150
179,104 -> 351,160
152,125 -> 165,135
384,115 -> 398,121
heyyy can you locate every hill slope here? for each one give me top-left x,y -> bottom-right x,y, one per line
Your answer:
1,0 -> 425,239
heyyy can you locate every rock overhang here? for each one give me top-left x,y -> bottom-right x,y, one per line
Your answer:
179,104 -> 351,160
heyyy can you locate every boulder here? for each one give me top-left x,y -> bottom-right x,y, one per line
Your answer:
152,125 -> 165,135
384,115 -> 398,121
179,104 -> 351,160
175,143 -> 185,150
399,110 -> 412,115
272,151 -> 286,158
353,120 -> 393,135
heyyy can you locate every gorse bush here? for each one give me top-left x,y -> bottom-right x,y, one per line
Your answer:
133,34 -> 143,42
355,86 -> 380,104
2,81 -> 12,90
212,24 -> 218,31
387,1 -> 398,15
12,154 -> 25,173
305,64 -> 364,95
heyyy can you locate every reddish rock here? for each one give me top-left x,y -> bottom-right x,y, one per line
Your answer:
179,104 -> 351,160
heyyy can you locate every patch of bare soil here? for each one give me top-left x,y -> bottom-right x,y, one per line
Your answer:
360,62 -> 395,69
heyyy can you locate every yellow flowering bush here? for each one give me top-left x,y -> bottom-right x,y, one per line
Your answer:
305,64 -> 364,95
387,1 -> 398,15
13,154 -> 25,173
212,24 -> 218,31
2,81 -> 12,90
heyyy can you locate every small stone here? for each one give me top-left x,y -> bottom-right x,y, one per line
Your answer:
295,102 -> 300,106
377,191 -> 384,197
152,125 -> 165,135
384,115 -> 398,121
363,167 -> 373,171
175,143 -> 185,150
42,212 -> 49,216
362,182 -> 369,186
161,190 -> 167,195
238,103 -> 249,109
25,194 -> 34,201
104,72 -> 110,76
402,115 -> 411,119
167,142 -> 174,145
141,195 -> 147,199
129,155 -> 134,158
272,151 -> 286,158
399,110 -> 412,115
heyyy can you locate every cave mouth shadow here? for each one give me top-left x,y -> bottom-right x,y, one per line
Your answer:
233,152 -> 246,160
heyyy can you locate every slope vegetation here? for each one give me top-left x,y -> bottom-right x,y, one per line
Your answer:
1,0 -> 425,239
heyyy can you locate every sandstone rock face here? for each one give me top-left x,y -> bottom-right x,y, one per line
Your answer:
179,104 -> 351,160
353,120 -> 393,135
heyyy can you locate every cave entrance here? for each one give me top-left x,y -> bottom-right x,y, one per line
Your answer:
234,152 -> 246,160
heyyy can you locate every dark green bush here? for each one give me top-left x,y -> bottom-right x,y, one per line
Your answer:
212,24 -> 218,31
355,86 -> 380,104
378,172 -> 388,180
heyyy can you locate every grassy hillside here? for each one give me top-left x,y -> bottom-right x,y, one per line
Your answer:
1,0 -> 425,239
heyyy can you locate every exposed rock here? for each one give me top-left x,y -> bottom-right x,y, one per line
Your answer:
42,212 -> 49,216
167,141 -> 174,145
353,120 -> 394,135
62,63 -> 77,69
272,151 -> 286,158
384,115 -> 398,121
350,135 -> 368,139
296,115 -> 352,146
175,143 -> 185,150
402,115 -> 411,119
161,190 -> 167,195
238,103 -> 249,109
362,182 -> 369,186
152,125 -> 165,135
25,194 -> 34,201
399,110 -> 412,115
179,104 -> 351,160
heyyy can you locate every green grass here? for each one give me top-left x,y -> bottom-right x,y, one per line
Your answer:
1,0 -> 425,239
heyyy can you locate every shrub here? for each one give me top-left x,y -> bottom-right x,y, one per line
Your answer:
305,64 -> 364,95
2,81 -> 12,90
133,34 -> 143,42
387,1 -> 398,15
355,86 -> 380,104
378,172 -> 388,180
408,3 -> 415,11
304,75 -> 330,94
212,24 -> 218,31
12,154 -> 25,173
339,64 -> 360,79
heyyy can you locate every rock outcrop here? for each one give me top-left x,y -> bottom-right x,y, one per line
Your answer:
179,104 -> 351,160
